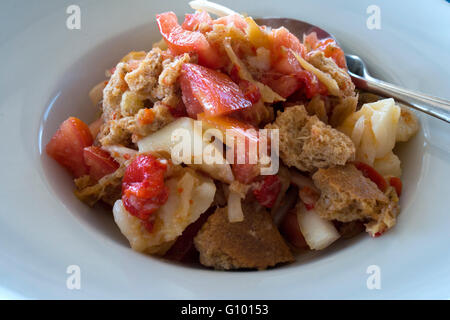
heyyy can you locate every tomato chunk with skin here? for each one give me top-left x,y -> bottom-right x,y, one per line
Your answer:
122,155 -> 169,222
156,12 -> 223,69
182,10 -> 213,31
212,14 -> 248,32
253,175 -> 282,208
260,73 -> 300,98
83,146 -> 119,181
197,113 -> 261,184
262,27 -> 333,99
46,117 -> 93,177
354,161 -> 388,192
241,81 -> 261,104
180,63 -> 253,118
270,27 -> 306,76
198,113 -> 258,142
264,29 -> 329,99
271,27 -> 306,58
167,101 -> 188,118
272,48 -> 303,75
296,69 -> 329,98
303,32 -> 320,51
229,65 -> 261,103
231,70 -> 261,104
179,73 -> 204,118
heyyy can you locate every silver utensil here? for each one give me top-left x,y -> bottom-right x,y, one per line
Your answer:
256,17 -> 450,123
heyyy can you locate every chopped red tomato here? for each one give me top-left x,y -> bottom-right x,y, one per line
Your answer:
303,32 -> 319,50
198,113 -> 261,184
122,155 -> 169,223
253,175 -> 282,208
389,177 -> 402,197
296,69 -> 329,98
261,68 -> 327,99
280,210 -> 308,249
272,49 -> 303,75
229,64 -> 241,83
83,146 -> 119,181
46,117 -> 93,177
156,12 -> 223,68
238,79 -> 261,104
182,10 -> 213,31
265,48 -> 328,98
260,73 -> 300,98
261,28 -> 333,99
179,72 -> 204,118
229,65 -> 261,103
354,161 -> 388,192
299,186 -> 320,210
269,27 -> 306,77
212,14 -> 248,32
198,113 -> 259,145
180,63 -> 253,118
270,27 -> 306,59
167,101 -> 188,118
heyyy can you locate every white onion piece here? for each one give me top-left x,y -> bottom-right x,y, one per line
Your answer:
89,81 -> 106,106
296,204 -> 340,250
227,190 -> 244,223
138,117 -> 233,183
351,115 -> 365,147
373,151 -> 402,178
189,0 -> 237,17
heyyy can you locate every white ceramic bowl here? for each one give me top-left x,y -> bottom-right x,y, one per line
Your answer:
0,0 -> 449,299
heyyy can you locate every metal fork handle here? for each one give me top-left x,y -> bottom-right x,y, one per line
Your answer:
350,73 -> 450,123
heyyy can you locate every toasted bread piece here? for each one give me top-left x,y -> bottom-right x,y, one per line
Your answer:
102,62 -> 129,122
307,51 -> 355,97
124,48 -> 163,95
312,165 -> 399,233
305,52 -> 359,127
266,105 -> 355,172
364,186 -> 400,236
100,48 -> 188,146
194,204 -> 293,270
99,102 -> 174,146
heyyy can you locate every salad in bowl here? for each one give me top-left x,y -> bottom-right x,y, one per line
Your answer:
45,1 -> 419,270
